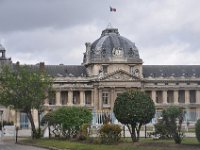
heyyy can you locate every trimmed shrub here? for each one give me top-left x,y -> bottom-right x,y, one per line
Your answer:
99,124 -> 122,144
114,90 -> 155,142
195,119 -> 200,143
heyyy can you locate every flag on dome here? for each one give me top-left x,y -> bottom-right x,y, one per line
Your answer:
110,6 -> 116,12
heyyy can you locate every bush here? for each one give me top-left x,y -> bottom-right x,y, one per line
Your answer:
99,124 -> 122,144
154,106 -> 184,144
195,119 -> 200,143
43,107 -> 92,139
154,121 -> 172,139
76,123 -> 90,141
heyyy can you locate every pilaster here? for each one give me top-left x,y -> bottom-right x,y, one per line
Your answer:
93,87 -> 98,110
196,90 -> 200,104
91,89 -> 94,107
32,109 -> 39,128
80,90 -> 85,106
174,90 -> 179,104
68,91 -> 73,106
99,89 -> 103,110
151,90 -> 156,104
44,92 -> 49,106
56,91 -> 61,106
110,88 -> 115,109
185,90 -> 190,104
163,90 -> 167,104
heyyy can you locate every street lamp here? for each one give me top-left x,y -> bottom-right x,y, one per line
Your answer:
0,110 -> 3,137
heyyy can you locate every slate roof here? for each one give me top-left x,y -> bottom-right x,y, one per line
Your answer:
143,65 -> 200,78
13,64 -> 88,77
46,65 -> 88,77
13,64 -> 200,78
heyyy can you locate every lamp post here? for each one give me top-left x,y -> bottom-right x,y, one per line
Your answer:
0,110 -> 3,137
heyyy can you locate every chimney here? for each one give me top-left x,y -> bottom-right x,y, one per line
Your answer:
39,62 -> 45,72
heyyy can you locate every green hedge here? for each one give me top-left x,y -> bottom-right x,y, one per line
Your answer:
195,119 -> 200,143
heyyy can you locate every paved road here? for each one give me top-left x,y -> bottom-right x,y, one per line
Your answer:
0,140 -> 48,150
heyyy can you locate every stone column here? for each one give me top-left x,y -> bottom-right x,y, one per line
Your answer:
93,87 -> 98,110
32,109 -> 39,128
185,90 -> 190,104
68,90 -> 73,106
80,90 -> 85,106
56,91 -> 61,106
110,88 -> 115,109
163,90 -> 167,104
99,88 -> 103,110
151,90 -> 156,104
174,90 -> 179,104
196,90 -> 200,104
44,92 -> 49,106
91,90 -> 94,107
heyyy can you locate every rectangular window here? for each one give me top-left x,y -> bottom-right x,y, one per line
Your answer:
20,112 -> 29,129
188,108 -> 196,122
85,91 -> 92,105
156,91 -> 163,103
73,91 -> 80,104
167,90 -> 174,103
61,91 -> 68,105
190,90 -> 196,103
48,91 -> 56,105
178,90 -> 185,103
102,92 -> 109,105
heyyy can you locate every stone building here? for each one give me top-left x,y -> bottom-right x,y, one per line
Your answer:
0,28 -> 200,129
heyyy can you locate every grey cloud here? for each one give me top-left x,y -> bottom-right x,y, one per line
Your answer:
0,0 -> 109,33
1,0 -> 200,65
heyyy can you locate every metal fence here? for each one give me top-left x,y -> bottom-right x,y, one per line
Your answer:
92,110 -> 200,126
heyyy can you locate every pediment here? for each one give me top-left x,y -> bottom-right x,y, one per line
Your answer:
99,69 -> 138,81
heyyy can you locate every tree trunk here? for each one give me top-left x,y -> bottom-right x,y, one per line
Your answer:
136,123 -> 142,141
127,124 -> 137,143
26,111 -> 37,139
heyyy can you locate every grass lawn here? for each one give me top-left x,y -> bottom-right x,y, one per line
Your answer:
20,137 -> 200,150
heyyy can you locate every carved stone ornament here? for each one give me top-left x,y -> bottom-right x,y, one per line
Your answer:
104,72 -> 132,81
134,69 -> 140,77
112,47 -> 123,57
101,48 -> 106,58
128,47 -> 139,57
95,47 -> 102,55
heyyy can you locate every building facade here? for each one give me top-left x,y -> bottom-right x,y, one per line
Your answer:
0,28 -> 200,128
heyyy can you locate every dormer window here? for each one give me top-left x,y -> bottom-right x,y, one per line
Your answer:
130,66 -> 140,77
102,65 -> 108,73
130,66 -> 134,75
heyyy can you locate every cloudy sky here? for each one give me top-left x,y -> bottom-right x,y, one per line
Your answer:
0,0 -> 200,65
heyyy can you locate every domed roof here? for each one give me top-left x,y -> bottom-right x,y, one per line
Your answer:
83,28 -> 142,65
